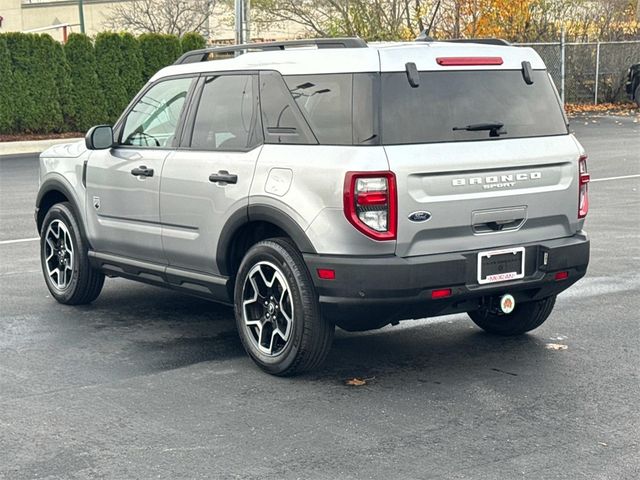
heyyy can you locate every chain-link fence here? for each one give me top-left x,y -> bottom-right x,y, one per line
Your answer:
517,39 -> 640,104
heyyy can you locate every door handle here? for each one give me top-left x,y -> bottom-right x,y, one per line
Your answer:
131,165 -> 154,177
209,170 -> 238,185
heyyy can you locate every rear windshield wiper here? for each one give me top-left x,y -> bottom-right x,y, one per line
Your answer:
453,122 -> 506,137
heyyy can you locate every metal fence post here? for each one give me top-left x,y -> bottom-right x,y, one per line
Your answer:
560,31 -> 566,104
594,41 -> 601,104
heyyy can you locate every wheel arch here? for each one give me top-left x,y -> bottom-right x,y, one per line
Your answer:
36,178 -> 90,246
216,204 -> 316,277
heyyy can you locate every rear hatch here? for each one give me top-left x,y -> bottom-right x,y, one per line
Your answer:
379,65 -> 582,257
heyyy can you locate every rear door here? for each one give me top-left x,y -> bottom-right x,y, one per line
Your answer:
379,68 -> 582,258
85,76 -> 194,262
160,73 -> 262,275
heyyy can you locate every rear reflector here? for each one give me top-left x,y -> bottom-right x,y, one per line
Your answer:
317,269 -> 336,280
436,57 -> 504,66
431,288 -> 452,299
555,271 -> 569,281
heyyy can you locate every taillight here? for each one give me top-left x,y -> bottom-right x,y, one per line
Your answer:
578,155 -> 590,219
344,171 -> 397,241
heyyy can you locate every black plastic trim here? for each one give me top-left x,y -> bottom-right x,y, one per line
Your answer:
89,251 -> 231,304
304,233 -> 589,327
248,205 -> 316,253
35,178 -> 91,247
215,204 -> 317,276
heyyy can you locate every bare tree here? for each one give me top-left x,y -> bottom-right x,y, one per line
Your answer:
251,0 -> 424,40
104,0 -> 217,37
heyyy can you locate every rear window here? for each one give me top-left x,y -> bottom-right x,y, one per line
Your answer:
380,70 -> 568,145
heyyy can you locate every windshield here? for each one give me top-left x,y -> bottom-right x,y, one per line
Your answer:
380,70 -> 568,145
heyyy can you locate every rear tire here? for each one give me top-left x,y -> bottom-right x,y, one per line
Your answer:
40,202 -> 105,305
234,238 -> 334,376
468,295 -> 556,336
635,84 -> 640,108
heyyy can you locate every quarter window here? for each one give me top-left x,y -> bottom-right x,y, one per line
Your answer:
282,73 -> 379,145
121,77 -> 192,147
190,75 -> 260,151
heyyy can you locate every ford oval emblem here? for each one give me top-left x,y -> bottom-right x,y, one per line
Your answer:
408,211 -> 432,222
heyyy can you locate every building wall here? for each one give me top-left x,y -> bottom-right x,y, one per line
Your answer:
0,0 -> 306,43
0,0 -> 24,33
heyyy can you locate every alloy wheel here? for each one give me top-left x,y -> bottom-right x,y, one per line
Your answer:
44,219 -> 74,291
241,261 -> 294,356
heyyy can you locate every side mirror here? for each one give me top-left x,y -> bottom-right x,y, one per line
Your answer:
85,125 -> 114,150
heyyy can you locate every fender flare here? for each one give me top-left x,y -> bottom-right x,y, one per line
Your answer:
36,177 -> 90,246
216,204 -> 317,276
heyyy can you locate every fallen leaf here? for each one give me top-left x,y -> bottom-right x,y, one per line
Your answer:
345,377 -> 367,386
545,343 -> 568,351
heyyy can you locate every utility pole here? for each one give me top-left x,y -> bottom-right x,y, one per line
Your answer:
235,0 -> 250,44
78,0 -> 85,34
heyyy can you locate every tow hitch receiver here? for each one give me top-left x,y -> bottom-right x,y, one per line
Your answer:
500,294 -> 516,314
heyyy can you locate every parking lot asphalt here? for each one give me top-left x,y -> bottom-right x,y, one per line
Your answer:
0,115 -> 639,479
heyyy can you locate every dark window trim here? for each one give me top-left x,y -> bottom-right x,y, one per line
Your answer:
180,71 -> 264,153
113,73 -> 199,151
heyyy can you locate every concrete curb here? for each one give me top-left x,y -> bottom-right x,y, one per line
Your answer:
0,138 -> 82,157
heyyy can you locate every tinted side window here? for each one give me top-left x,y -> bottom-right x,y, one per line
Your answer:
283,73 -> 379,145
259,71 -> 317,145
121,77 -> 193,147
284,74 -> 352,145
190,75 -> 261,151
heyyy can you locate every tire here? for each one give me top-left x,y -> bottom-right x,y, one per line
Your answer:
40,202 -> 105,305
468,295 -> 556,336
635,84 -> 640,108
234,238 -> 334,376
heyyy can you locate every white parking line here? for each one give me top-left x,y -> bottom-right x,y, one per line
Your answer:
590,173 -> 640,183
0,237 -> 39,245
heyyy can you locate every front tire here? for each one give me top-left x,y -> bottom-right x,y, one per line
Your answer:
40,202 -> 104,305
468,295 -> 556,336
234,238 -> 334,376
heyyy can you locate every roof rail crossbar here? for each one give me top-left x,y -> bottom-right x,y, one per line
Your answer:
442,38 -> 511,46
174,37 -> 368,65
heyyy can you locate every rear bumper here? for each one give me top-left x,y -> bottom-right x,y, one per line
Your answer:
303,233 -> 589,328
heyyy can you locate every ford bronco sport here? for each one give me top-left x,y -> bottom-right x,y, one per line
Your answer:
36,38 -> 590,375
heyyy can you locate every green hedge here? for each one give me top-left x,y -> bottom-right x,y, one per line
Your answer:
0,31 -> 206,135
64,33 -> 107,131
140,33 -> 183,80
0,36 -> 13,133
181,32 -> 207,53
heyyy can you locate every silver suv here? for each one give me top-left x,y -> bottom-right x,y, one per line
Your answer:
36,38 -> 590,375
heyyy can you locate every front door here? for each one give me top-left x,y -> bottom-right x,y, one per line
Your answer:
160,74 -> 262,275
85,76 -> 195,262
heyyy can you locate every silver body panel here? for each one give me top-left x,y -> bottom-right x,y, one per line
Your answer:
38,41 -> 585,286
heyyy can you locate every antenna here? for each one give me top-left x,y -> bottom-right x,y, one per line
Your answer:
425,0 -> 442,37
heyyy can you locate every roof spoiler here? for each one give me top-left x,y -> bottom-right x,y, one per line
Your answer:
174,37 -> 368,65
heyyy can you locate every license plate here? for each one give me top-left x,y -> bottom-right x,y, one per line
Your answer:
477,247 -> 525,284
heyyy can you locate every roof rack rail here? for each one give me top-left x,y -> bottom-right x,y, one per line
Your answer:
442,38 -> 511,46
174,37 -> 368,65
415,35 -> 511,46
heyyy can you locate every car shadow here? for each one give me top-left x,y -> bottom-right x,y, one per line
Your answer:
75,281 -> 552,382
